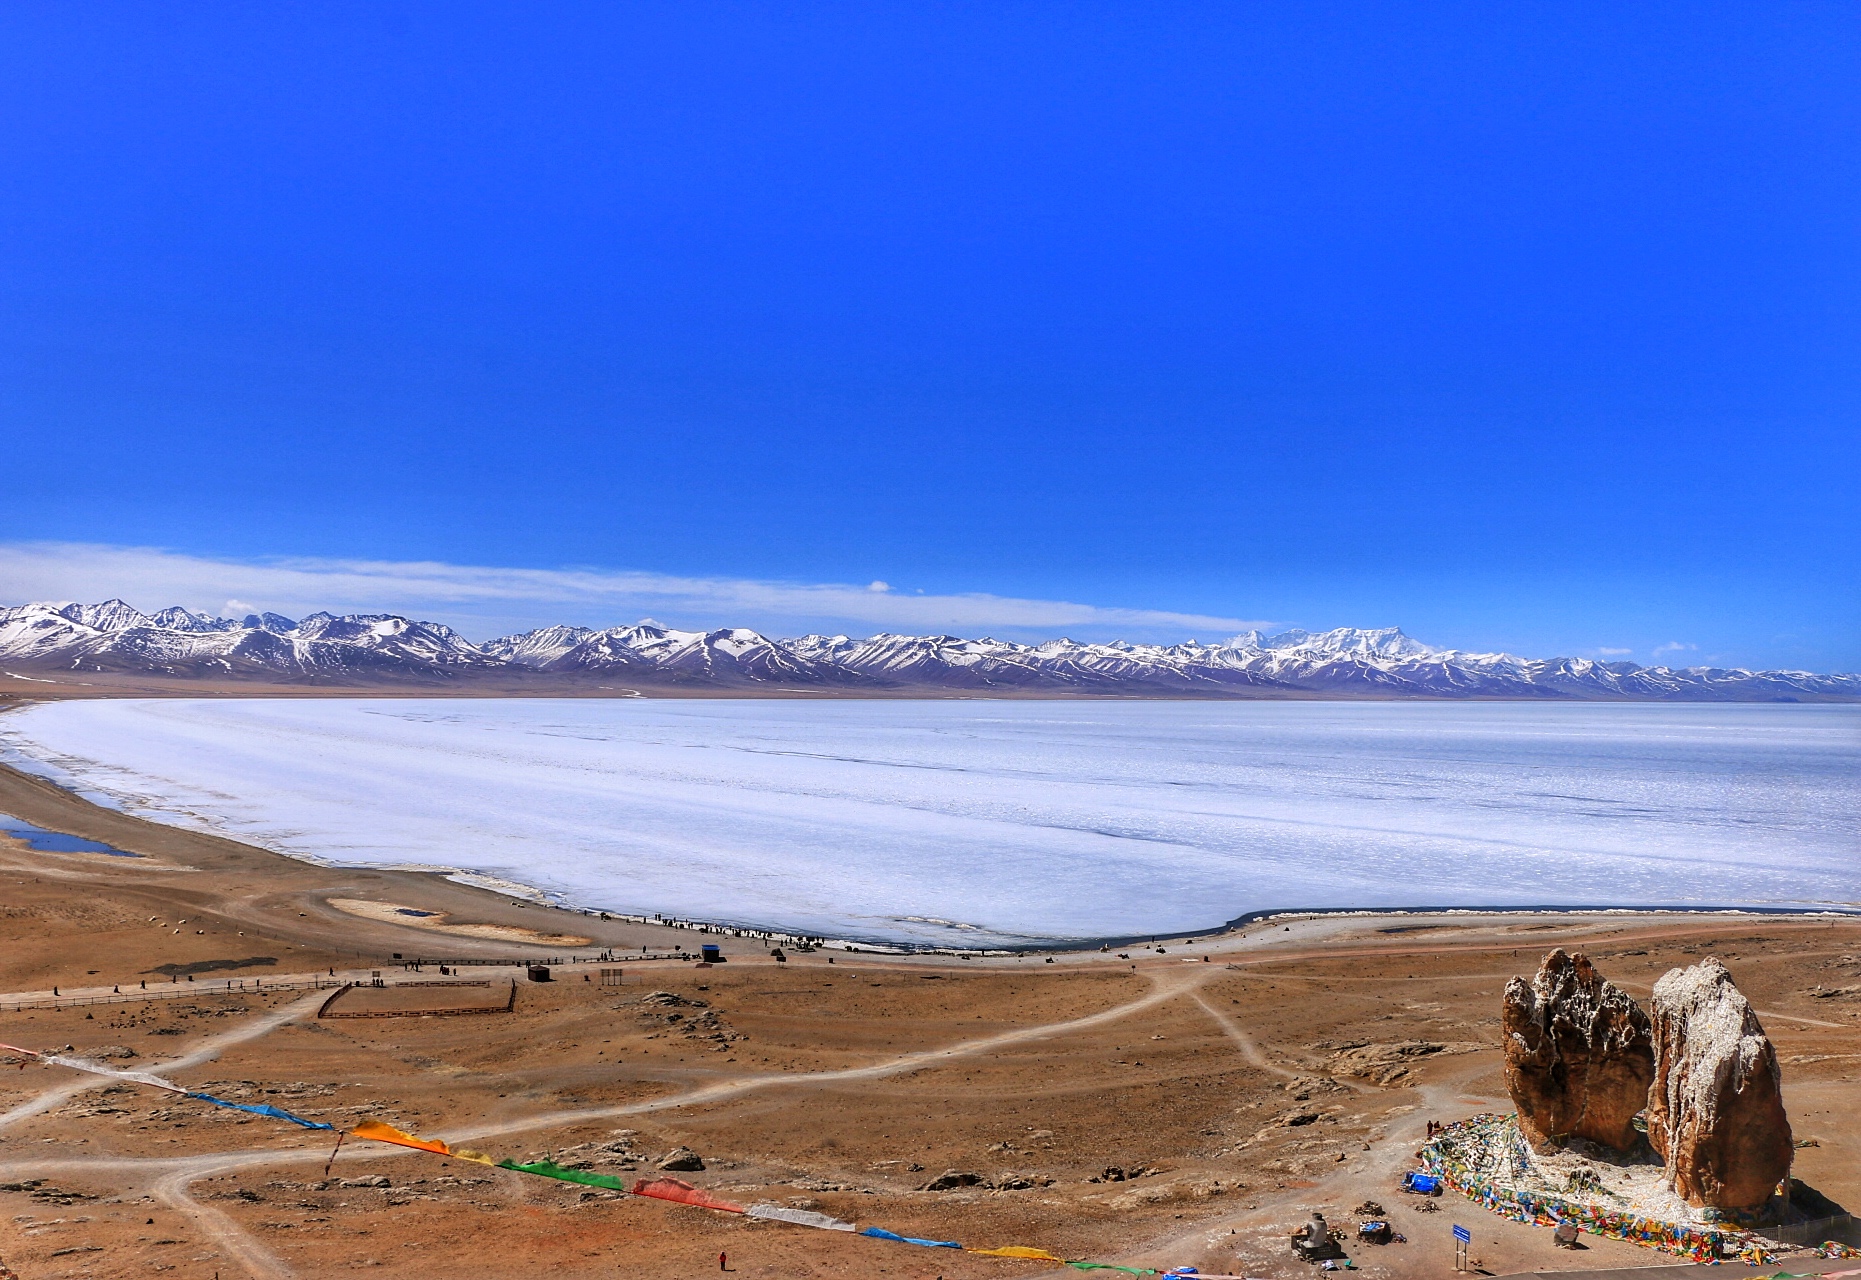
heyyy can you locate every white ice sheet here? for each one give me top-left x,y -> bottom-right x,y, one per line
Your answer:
1,699 -> 1855,946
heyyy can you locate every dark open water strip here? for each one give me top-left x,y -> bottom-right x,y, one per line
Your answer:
1002,902 -> 1861,955
566,899 -> 1861,956
0,812 -> 139,856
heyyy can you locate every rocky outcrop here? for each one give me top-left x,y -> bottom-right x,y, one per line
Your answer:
1647,958 -> 1792,1210
1324,1039 -> 1474,1086
1502,950 -> 1655,1152
919,1169 -> 982,1191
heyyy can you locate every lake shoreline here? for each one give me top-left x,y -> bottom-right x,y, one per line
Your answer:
2,751 -> 1855,961
1,696 -> 1855,950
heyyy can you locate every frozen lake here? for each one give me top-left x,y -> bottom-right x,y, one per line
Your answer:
1,698 -> 1856,946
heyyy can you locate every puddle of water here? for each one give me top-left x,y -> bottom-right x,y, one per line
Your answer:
0,814 -> 140,856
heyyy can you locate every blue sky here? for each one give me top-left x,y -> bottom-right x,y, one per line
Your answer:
2,4 -> 1856,668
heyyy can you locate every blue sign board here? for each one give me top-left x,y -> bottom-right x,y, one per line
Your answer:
1453,1225 -> 1472,1244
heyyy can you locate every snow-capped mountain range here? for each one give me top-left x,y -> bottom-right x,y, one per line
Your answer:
1,599 -> 1854,701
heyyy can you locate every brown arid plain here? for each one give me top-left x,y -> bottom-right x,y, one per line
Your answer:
1,758 -> 1857,1280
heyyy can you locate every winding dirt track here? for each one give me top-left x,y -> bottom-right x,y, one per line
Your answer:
4,919 -> 1850,1278
0,992 -> 328,1131
0,966 -> 1232,1278
1189,990 -> 1295,1080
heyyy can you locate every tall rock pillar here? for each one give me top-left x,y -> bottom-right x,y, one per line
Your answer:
1502,949 -> 1655,1152
1647,958 -> 1793,1211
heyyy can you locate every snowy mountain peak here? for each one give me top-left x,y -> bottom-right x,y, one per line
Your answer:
150,606 -> 237,633
1257,626 -> 1436,659
0,600 -> 1853,701
483,624 -> 597,667
58,599 -> 157,632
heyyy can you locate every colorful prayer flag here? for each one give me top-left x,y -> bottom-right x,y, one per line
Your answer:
351,1119 -> 451,1153
862,1227 -> 961,1249
498,1159 -> 629,1192
187,1093 -> 335,1130
632,1178 -> 745,1212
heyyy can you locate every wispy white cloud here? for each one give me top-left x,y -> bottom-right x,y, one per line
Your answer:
1650,640 -> 1698,660
1593,647 -> 1632,657
0,541 -> 1270,642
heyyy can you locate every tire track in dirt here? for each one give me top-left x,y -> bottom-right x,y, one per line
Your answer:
0,991 -> 328,1132
0,968 -> 1219,1276
1189,991 -> 1299,1080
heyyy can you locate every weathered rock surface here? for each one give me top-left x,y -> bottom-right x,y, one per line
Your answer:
1502,950 -> 1655,1152
1325,1039 -> 1466,1086
1647,958 -> 1792,1210
919,1169 -> 982,1191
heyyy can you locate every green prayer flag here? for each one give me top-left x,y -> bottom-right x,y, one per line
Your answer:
496,1159 -> 629,1191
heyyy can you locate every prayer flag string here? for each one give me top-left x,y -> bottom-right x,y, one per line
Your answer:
30,1039 -> 1854,1274
497,1160 -> 631,1192
186,1092 -> 336,1131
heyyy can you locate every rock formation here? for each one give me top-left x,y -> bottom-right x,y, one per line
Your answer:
1502,950 -> 1655,1152
1647,958 -> 1793,1211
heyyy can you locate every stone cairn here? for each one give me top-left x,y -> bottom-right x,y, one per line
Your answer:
1502,951 -> 1792,1213
1647,958 -> 1793,1212
1502,949 -> 1655,1152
